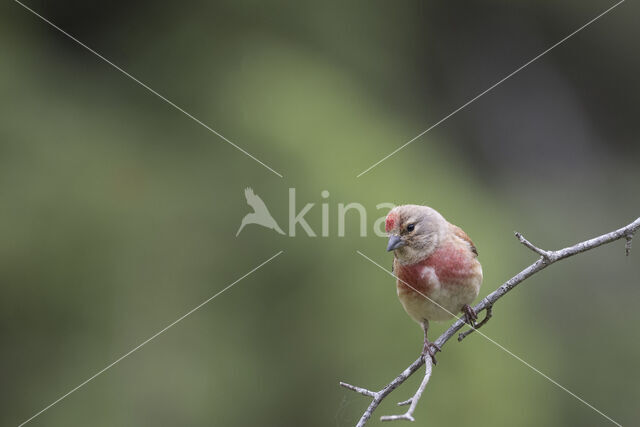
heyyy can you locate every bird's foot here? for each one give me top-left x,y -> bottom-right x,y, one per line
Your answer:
462,304 -> 478,327
458,304 -> 494,342
421,340 -> 441,365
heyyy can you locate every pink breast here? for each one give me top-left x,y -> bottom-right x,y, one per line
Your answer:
396,262 -> 433,294
397,244 -> 474,294
424,244 -> 473,282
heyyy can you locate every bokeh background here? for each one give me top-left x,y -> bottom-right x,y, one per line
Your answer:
2,1 -> 639,426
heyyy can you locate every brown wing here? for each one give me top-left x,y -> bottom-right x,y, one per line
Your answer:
450,223 -> 478,256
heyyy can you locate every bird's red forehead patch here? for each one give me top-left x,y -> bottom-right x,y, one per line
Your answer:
385,214 -> 396,232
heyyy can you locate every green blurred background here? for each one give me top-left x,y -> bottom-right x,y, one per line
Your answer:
2,1 -> 639,426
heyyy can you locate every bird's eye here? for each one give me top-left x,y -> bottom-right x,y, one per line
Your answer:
406,224 -> 415,232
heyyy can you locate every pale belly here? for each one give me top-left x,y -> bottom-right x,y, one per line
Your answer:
397,266 -> 482,323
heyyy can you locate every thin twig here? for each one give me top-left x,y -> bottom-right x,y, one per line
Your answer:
339,382 -> 377,398
515,232 -> 551,260
397,398 -> 412,407
341,217 -> 640,426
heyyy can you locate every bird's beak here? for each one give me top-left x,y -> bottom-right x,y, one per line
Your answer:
386,235 -> 405,252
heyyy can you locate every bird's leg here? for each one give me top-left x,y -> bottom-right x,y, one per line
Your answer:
462,304 -> 478,327
420,320 -> 440,365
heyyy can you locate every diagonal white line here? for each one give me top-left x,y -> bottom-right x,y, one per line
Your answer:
14,0 -> 283,178
17,250 -> 284,427
356,250 -> 622,427
356,0 -> 626,178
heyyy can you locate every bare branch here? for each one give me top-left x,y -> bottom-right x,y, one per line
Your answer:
340,356 -> 425,427
339,382 -> 377,398
380,358 -> 432,422
341,217 -> 640,426
397,398 -> 412,407
515,232 -> 551,260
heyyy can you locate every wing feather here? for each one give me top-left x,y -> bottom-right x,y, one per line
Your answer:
450,223 -> 478,256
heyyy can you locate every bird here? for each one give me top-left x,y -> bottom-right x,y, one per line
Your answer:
385,205 -> 482,364
236,187 -> 285,236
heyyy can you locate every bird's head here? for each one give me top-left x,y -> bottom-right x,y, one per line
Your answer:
385,205 -> 447,264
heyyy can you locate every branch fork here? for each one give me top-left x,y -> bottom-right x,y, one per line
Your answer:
380,358 -> 432,422
341,217 -> 640,426
514,231 -> 553,261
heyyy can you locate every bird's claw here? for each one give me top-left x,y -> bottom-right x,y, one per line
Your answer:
462,304 -> 478,327
458,305 -> 494,341
422,341 -> 441,365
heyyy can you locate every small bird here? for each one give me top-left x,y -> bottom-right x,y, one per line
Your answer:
236,187 -> 285,236
386,205 -> 482,363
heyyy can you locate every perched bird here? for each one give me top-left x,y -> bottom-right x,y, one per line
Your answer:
386,205 -> 482,363
236,187 -> 285,236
